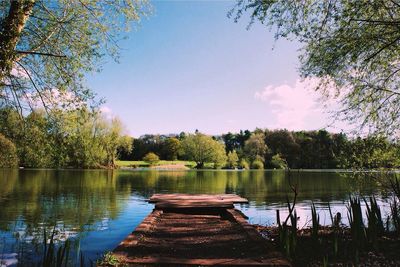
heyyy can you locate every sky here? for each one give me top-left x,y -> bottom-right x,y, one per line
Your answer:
87,1 -> 343,137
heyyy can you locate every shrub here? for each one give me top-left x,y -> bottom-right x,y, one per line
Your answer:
239,158 -> 249,170
251,159 -> 264,169
270,154 -> 288,169
0,133 -> 18,168
143,152 -> 160,165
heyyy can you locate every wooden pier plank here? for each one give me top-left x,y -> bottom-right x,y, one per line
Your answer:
111,194 -> 291,267
149,193 -> 248,204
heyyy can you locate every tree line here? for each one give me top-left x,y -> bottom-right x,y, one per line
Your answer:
0,108 -> 132,168
1,107 -> 399,169
120,129 -> 400,169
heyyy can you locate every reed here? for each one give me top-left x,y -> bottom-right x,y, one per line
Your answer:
347,196 -> 366,257
311,201 -> 319,241
364,196 -> 384,248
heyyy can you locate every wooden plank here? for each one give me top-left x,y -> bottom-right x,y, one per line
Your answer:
155,199 -> 235,209
122,256 -> 291,266
149,193 -> 248,204
110,194 -> 290,266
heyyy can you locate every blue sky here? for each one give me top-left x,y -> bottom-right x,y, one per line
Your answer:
87,1 -> 339,136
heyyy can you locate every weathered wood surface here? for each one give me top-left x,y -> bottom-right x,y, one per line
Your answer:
111,194 -> 291,266
149,193 -> 249,210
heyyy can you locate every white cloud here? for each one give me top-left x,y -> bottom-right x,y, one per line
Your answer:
255,78 -> 332,130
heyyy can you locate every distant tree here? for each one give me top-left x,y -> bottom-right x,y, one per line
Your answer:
162,137 -> 181,160
265,129 -> 300,167
0,133 -> 18,167
244,133 -> 267,162
132,134 -> 163,160
181,132 -> 227,169
270,154 -> 287,169
143,152 -> 160,165
102,118 -> 132,168
231,1 -> 400,134
226,150 -> 239,169
251,159 -> 264,169
239,158 -> 249,170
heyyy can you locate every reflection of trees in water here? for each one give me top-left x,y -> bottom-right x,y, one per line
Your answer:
0,170 -> 130,237
114,170 -> 390,205
0,169 -> 393,243
115,170 -> 385,206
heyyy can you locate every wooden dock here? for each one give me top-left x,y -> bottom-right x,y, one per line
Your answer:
111,194 -> 291,266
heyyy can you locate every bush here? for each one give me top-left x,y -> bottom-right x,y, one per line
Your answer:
270,154 -> 288,169
251,159 -> 264,169
239,158 -> 249,170
143,152 -> 160,165
0,133 -> 18,168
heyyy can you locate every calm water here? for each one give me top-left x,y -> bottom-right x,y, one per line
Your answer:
0,169 -> 397,266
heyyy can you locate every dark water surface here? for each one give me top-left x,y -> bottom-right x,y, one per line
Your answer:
0,169 -> 397,266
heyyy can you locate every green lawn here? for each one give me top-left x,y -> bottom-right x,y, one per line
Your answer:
116,160 -> 197,168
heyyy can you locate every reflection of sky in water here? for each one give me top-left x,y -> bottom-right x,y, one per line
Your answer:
237,198 -> 392,228
79,196 -> 153,261
0,169 -> 397,266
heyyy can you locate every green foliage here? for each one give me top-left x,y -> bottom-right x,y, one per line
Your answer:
0,107 -> 130,168
181,132 -> 227,169
142,152 -> 160,165
251,159 -> 264,169
0,133 -> 18,168
226,150 -> 239,169
231,1 -> 400,134
97,251 -> 124,266
0,0 -> 150,111
270,154 -> 287,169
239,158 -> 249,170
244,133 -> 267,162
162,137 -> 181,160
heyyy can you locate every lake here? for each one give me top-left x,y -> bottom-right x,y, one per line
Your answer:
0,169 -> 397,266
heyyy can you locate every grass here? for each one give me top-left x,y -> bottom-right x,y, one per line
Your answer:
116,160 -> 215,169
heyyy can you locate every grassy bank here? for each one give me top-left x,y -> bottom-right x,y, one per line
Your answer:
116,160 -> 209,169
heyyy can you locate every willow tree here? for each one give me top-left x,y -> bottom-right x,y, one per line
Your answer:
231,1 -> 400,135
0,0 -> 149,112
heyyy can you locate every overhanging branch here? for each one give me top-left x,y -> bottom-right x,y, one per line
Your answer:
15,50 -> 66,58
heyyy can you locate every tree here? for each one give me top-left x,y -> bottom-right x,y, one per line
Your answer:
0,107 -> 132,168
270,154 -> 287,169
226,150 -> 239,169
181,132 -> 227,169
239,158 -> 249,170
243,133 -> 267,162
101,118 -> 132,168
231,1 -> 400,134
143,152 -> 159,165
162,137 -> 181,160
0,1 -> 149,112
265,129 -> 299,167
251,159 -> 264,169
0,133 -> 18,167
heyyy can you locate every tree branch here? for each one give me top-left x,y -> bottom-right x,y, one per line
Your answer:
15,50 -> 66,58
